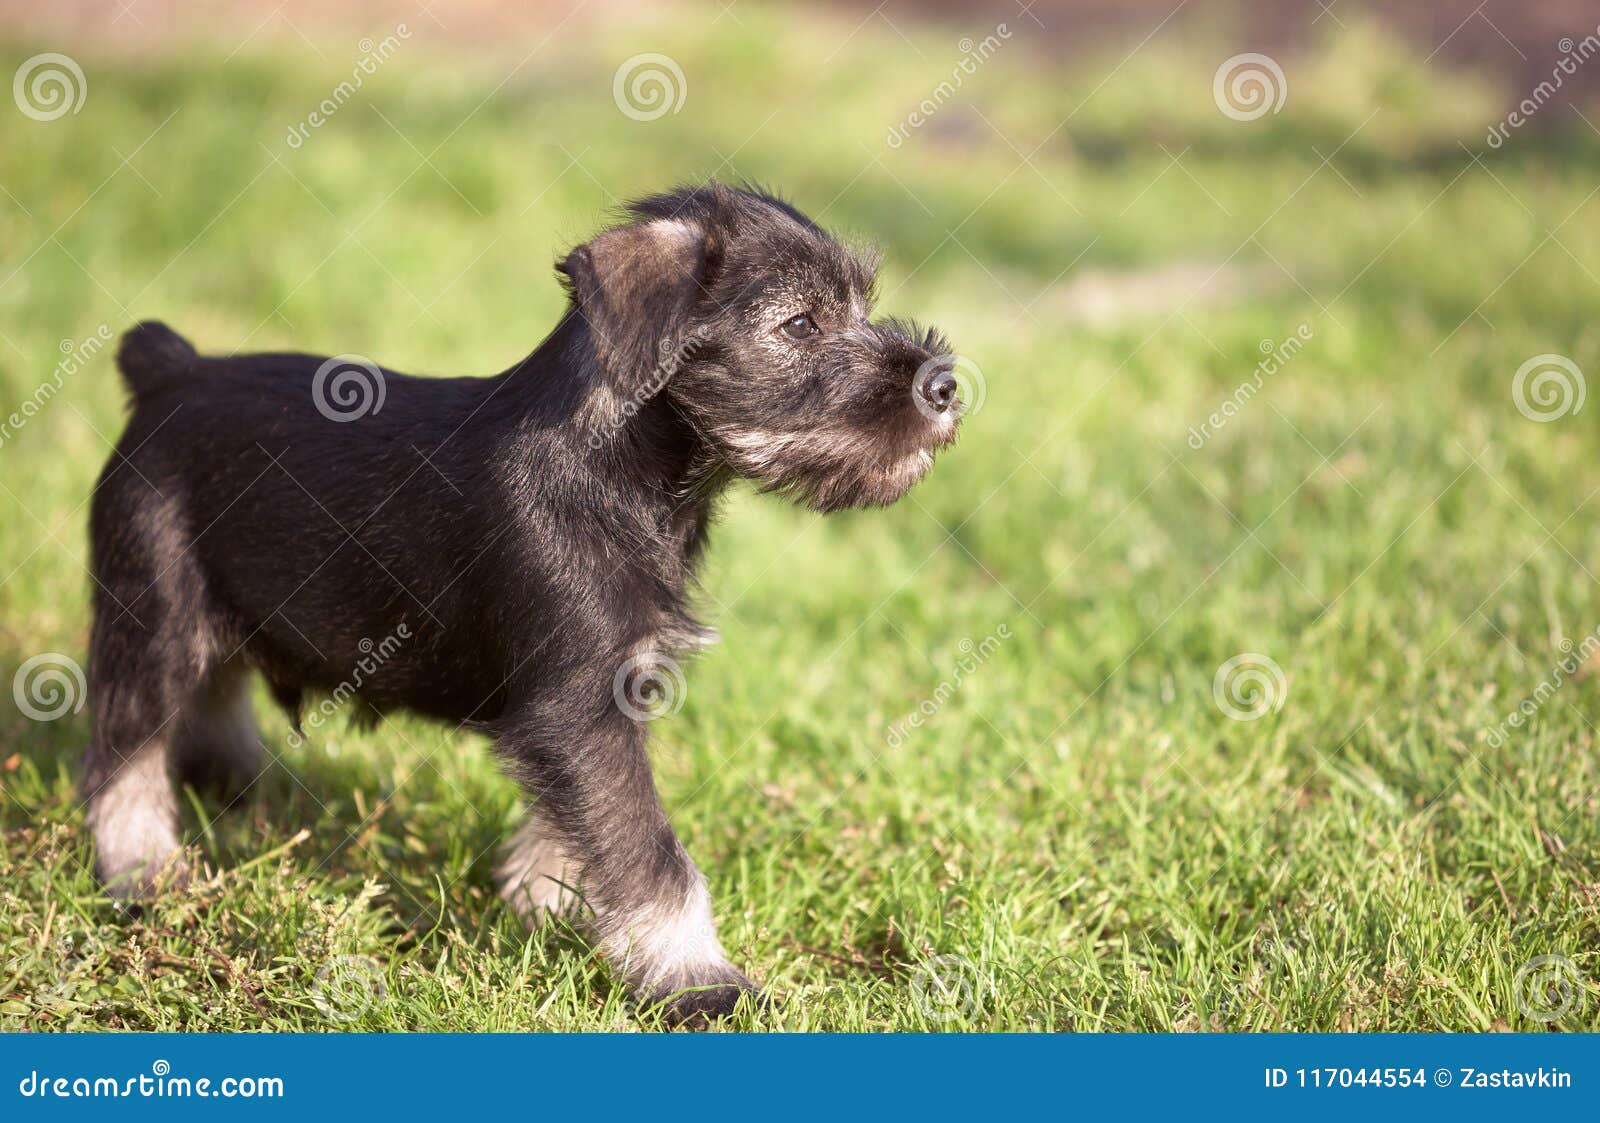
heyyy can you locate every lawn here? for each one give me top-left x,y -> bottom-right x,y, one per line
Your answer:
2,5 -> 1598,1031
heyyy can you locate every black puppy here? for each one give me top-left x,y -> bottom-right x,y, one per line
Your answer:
81,183 -> 960,1023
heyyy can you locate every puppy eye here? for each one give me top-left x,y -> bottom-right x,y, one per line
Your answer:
780,313 -> 818,340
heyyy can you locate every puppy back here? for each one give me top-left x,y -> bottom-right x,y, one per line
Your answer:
116,320 -> 196,400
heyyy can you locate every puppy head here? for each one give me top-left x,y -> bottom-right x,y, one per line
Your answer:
558,183 -> 961,511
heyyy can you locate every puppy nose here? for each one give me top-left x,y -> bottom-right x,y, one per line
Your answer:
919,369 -> 957,413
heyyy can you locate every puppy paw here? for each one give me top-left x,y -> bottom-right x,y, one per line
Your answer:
87,789 -> 186,903
96,848 -> 190,903
648,966 -> 765,1029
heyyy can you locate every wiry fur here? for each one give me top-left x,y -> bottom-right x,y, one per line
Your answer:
80,183 -> 961,1025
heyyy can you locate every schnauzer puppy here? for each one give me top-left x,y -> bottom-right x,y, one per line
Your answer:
81,183 -> 961,1024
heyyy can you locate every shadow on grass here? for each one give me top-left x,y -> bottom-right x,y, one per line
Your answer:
0,648 -> 529,946
1,651 -> 717,1027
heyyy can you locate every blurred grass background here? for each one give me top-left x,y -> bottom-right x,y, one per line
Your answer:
1,0 -> 1599,1030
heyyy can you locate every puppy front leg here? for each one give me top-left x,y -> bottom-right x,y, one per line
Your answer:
500,701 -> 757,1025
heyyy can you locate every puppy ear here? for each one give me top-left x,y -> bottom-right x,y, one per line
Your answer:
558,218 -> 718,389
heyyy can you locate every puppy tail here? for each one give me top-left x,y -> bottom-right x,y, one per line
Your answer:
116,321 -> 197,399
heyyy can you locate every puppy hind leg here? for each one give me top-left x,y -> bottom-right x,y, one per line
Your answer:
496,806 -> 583,925
83,730 -> 183,901
82,471 -> 216,899
81,623 -> 191,900
172,658 -> 263,800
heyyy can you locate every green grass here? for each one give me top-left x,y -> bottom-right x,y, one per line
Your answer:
3,6 -> 1600,1031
